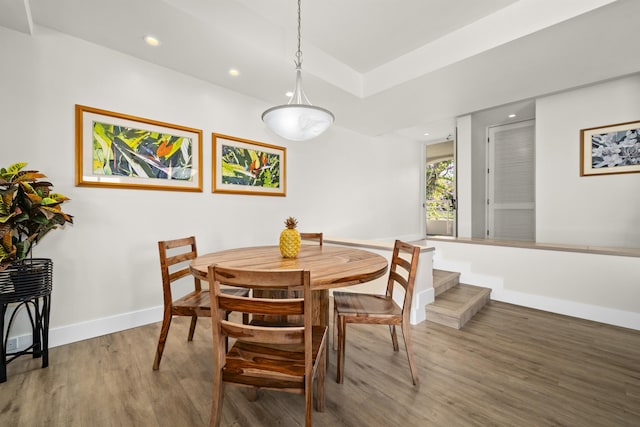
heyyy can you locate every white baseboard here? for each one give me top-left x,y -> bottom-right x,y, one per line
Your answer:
411,288 -> 434,325
491,289 -> 640,331
48,305 -> 164,349
7,305 -> 163,351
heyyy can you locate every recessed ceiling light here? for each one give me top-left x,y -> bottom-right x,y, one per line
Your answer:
285,91 -> 294,98
423,132 -> 430,136
143,35 -> 160,47
508,114 -> 516,118
228,68 -> 240,77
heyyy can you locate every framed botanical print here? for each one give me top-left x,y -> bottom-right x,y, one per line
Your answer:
75,105 -> 203,191
212,133 -> 286,196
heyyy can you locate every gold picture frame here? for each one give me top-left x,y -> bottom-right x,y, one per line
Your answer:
75,104 -> 203,191
580,120 -> 640,176
212,133 -> 286,196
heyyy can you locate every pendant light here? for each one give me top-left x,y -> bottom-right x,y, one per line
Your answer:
262,0 -> 334,141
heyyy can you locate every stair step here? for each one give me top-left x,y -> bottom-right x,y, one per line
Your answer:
426,283 -> 491,329
432,269 -> 460,297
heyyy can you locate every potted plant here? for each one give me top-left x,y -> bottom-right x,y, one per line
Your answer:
0,162 -> 72,382
0,162 -> 73,271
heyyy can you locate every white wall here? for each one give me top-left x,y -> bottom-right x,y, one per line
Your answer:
1,25 -> 422,346
536,74 -> 640,248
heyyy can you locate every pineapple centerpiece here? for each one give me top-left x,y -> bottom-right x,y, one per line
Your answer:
279,216 -> 301,258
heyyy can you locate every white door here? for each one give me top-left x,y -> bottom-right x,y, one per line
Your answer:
486,120 -> 535,241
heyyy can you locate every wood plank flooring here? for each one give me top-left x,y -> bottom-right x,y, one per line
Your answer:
1,301 -> 639,426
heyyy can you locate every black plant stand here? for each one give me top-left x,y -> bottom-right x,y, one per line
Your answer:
0,258 -> 52,383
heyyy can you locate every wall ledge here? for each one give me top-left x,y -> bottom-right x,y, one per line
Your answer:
424,236 -> 640,258
325,237 -> 435,253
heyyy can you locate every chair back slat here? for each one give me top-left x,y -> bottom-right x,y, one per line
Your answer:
300,232 -> 323,246
168,268 -> 192,283
390,255 -> 411,273
388,270 -> 409,289
218,294 -> 304,316
163,236 -> 196,249
165,251 -> 197,267
214,266 -> 307,289
220,321 -> 304,344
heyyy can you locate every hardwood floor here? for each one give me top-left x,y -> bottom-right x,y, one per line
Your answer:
2,301 -> 639,426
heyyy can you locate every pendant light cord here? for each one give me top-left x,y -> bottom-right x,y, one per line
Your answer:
295,0 -> 302,69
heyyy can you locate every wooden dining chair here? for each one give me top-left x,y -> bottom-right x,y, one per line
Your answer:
208,265 -> 327,427
300,232 -> 323,246
152,236 -> 248,370
333,240 -> 421,385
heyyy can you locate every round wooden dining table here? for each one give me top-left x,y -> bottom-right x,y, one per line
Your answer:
189,245 -> 389,327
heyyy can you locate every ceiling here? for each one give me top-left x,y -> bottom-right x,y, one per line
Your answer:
2,0 -> 640,142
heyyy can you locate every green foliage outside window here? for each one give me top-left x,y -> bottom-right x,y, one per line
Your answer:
426,159 -> 454,220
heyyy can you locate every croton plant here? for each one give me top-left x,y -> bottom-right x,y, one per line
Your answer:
0,162 -> 73,270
